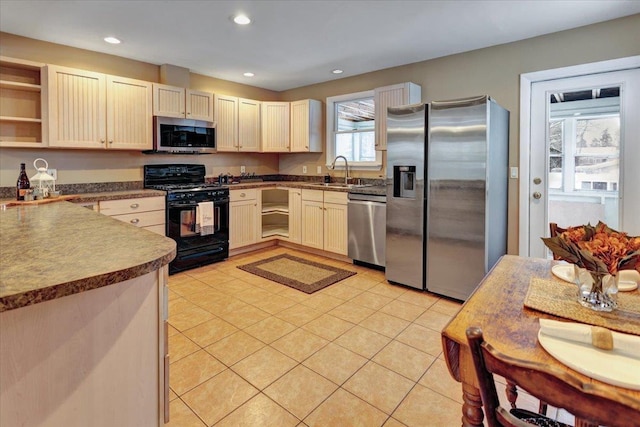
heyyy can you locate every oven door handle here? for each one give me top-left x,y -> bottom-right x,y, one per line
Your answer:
179,247 -> 226,260
170,202 -> 197,208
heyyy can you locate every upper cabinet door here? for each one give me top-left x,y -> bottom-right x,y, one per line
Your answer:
152,83 -> 185,118
106,76 -> 153,150
374,82 -> 421,151
186,89 -> 214,121
214,94 -> 239,151
47,65 -> 106,148
261,102 -> 290,152
290,99 -> 322,153
238,98 -> 261,152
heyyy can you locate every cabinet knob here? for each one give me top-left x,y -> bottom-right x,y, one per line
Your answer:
100,139 -> 105,144
186,112 -> 191,115
130,218 -> 140,224
240,193 -> 246,197
130,203 -> 139,209
108,140 -> 113,144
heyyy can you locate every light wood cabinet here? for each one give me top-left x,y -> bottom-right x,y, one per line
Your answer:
153,83 -> 213,121
290,99 -> 322,152
214,95 -> 261,152
99,196 -> 165,235
301,197 -> 325,250
301,189 -> 348,255
47,65 -> 152,150
0,56 -> 47,147
261,101 -> 290,152
374,82 -> 421,151
323,197 -> 348,255
288,188 -> 302,244
261,188 -> 290,240
107,75 -> 154,150
214,94 -> 238,151
229,189 -> 259,249
238,98 -> 261,152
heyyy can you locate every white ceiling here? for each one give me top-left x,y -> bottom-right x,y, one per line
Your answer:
1,1 -> 639,91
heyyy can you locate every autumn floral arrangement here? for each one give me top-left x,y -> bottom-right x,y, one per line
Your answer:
542,221 -> 640,277
542,222 -> 640,311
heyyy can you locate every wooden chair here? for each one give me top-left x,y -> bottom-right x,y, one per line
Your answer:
466,326 -> 640,427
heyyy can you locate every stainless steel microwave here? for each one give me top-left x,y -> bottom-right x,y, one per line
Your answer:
152,116 -> 216,154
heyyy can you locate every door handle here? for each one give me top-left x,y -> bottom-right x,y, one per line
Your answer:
533,192 -> 542,200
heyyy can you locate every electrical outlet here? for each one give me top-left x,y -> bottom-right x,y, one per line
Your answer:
240,165 -> 246,173
510,167 -> 518,179
317,166 -> 322,174
302,166 -> 308,174
47,169 -> 57,180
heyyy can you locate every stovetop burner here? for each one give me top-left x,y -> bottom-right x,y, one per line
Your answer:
143,163 -> 227,193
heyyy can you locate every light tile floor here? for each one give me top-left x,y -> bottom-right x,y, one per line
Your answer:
165,246 -> 566,427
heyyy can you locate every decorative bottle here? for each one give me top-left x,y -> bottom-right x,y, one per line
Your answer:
16,163 -> 30,201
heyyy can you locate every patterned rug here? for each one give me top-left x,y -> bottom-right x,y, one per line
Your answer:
237,254 -> 356,294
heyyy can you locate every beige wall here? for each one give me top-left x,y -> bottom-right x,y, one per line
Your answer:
279,14 -> 640,253
1,14 -> 639,253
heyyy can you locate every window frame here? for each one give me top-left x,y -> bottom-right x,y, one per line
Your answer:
326,90 -> 382,170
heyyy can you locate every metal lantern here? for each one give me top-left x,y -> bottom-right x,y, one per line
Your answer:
30,158 -> 56,198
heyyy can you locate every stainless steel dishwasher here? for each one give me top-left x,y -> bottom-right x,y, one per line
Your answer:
347,191 -> 386,267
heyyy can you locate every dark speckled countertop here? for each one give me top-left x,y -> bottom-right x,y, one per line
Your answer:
0,201 -> 176,312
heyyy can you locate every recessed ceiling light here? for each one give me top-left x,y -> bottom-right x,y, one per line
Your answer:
233,14 -> 251,25
103,36 -> 121,44
332,69 -> 343,74
243,72 -> 255,77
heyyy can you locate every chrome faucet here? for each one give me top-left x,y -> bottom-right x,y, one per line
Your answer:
330,155 -> 350,185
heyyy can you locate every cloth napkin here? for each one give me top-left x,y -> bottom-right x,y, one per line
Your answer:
539,318 -> 640,358
196,201 -> 215,236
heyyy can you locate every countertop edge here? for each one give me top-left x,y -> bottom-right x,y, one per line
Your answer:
0,247 -> 176,313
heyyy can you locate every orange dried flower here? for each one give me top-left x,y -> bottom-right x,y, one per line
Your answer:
542,222 -> 640,275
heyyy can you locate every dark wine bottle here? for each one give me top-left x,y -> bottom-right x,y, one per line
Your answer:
16,163 -> 30,201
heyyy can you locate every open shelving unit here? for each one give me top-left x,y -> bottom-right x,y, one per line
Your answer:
0,56 -> 46,147
261,189 -> 289,239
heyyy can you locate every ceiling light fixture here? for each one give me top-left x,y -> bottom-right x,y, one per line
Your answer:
332,69 -> 343,74
233,14 -> 251,25
103,36 -> 121,44
243,72 -> 255,77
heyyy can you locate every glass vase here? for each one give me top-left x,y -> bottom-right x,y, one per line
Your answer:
573,265 -> 618,312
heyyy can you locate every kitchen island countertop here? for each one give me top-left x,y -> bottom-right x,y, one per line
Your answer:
0,201 -> 176,312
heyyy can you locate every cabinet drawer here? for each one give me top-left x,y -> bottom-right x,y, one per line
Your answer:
301,189 -> 323,202
230,189 -> 257,202
144,224 -> 166,236
100,196 -> 165,216
324,191 -> 348,205
110,210 -> 165,228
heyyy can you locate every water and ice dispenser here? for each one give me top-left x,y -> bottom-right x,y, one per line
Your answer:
393,165 -> 416,198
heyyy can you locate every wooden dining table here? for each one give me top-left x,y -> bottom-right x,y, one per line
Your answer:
441,254 -> 640,427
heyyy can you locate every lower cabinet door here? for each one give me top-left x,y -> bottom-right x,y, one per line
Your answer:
230,199 -> 258,249
301,200 -> 324,249
323,202 -> 348,255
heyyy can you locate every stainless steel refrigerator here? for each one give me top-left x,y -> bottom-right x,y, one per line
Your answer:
385,95 -> 509,300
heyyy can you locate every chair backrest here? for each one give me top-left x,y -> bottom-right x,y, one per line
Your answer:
466,326 -> 640,427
